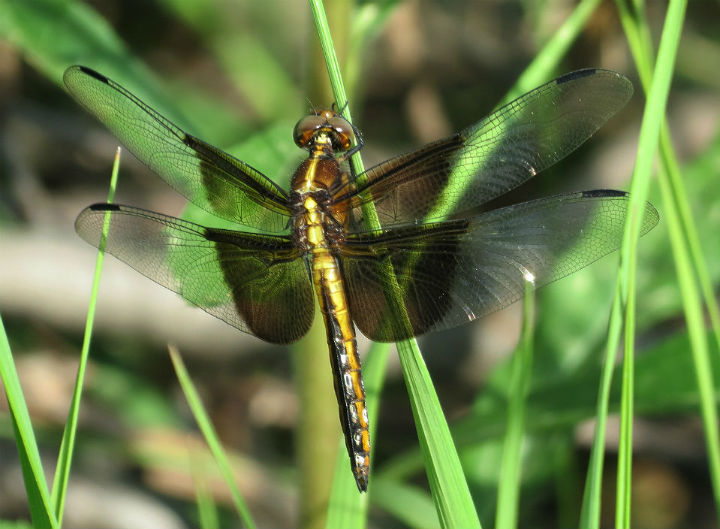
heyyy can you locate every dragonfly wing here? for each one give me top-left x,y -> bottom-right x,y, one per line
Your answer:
333,69 -> 633,228
340,191 -> 658,341
76,204 -> 314,343
64,66 -> 292,232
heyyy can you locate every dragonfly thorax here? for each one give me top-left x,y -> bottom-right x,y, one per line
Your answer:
290,153 -> 344,195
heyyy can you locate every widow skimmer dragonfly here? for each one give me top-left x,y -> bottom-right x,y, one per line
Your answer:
65,65 -> 658,492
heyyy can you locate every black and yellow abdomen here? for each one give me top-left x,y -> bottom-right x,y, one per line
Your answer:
311,245 -> 370,490
300,190 -> 370,491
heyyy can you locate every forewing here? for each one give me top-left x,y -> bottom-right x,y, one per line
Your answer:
64,66 -> 292,232
340,191 -> 658,341
75,204 -> 314,343
333,69 -> 634,228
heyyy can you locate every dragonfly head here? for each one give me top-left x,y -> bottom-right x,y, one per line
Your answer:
293,109 -> 356,153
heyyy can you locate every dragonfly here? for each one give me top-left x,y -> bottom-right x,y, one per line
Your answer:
65,65 -> 658,492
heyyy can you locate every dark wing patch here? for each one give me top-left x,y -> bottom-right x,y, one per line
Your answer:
64,66 -> 292,232
76,204 -> 314,343
332,69 -> 634,230
340,191 -> 658,341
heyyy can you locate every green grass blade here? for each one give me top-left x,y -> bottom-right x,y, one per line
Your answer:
396,338 -> 481,529
0,0 -> 134,83
309,0 -> 367,181
427,0 -> 607,224
346,2 -> 402,98
325,438 -> 368,526
662,127 -> 720,359
309,0 -> 385,505
581,1 -> 688,525
579,283 -> 624,529
169,346 -> 256,529
311,4 -> 480,526
614,1 -> 687,527
0,0 -> 247,141
617,0 -> 685,312
156,0 -> 300,123
50,146 -> 121,526
386,321 -> 719,487
616,297 -> 635,529
296,9 -> 368,524
617,0 -> 720,519
656,135 -> 720,519
499,0 -> 602,104
581,1 -> 686,525
310,5 -> 409,526
495,280 -> 536,529
292,316 -> 340,529
0,315 -> 57,529
194,472 -> 220,529
496,6 -> 623,524
370,477 -> 440,529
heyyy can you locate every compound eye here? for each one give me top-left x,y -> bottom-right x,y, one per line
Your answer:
328,116 -> 356,151
293,115 -> 325,147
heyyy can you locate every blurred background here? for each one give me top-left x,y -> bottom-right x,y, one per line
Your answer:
1,0 -> 720,527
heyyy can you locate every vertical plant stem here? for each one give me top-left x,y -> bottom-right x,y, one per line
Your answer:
613,0 -> 688,527
617,0 -> 720,518
50,146 -> 121,525
0,314 -> 57,529
495,280 -> 535,529
499,0 -> 602,104
292,315 -> 339,529
169,346 -> 256,529
294,3 -> 361,528
580,279 -> 624,529
309,3 -> 480,527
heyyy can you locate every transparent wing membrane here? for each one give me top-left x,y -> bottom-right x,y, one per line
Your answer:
75,204 -> 314,343
64,66 -> 292,232
341,191 -> 658,341
333,69 -> 634,229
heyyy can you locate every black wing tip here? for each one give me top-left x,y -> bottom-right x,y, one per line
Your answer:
64,65 -> 109,85
555,68 -> 631,88
87,203 -> 121,212
580,189 -> 660,232
75,203 -> 120,228
77,65 -> 107,81
557,68 -> 598,84
581,189 -> 628,199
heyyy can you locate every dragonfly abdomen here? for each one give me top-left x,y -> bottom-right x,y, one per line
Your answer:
310,246 -> 370,492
